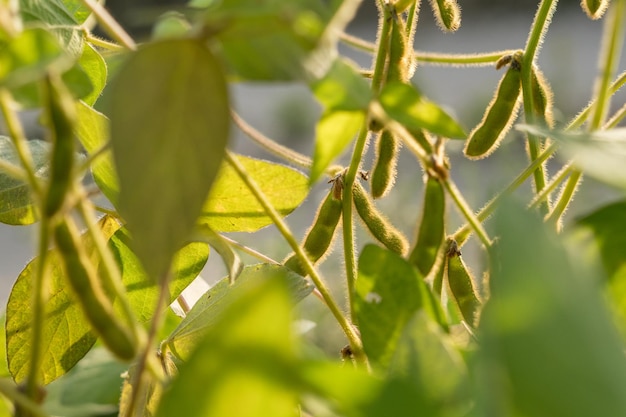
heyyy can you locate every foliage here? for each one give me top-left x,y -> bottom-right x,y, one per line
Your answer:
1,0 -> 626,416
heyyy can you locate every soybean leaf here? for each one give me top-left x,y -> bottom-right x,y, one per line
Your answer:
311,59 -> 372,111
516,124 -> 626,189
78,43 -> 107,106
0,137 -> 50,225
60,0 -> 91,23
193,225 -> 243,283
475,200 -> 626,417
42,348 -> 127,417
156,276 -> 299,417
310,110 -> 364,184
6,216 -> 121,385
165,264 -> 313,361
378,81 -> 466,139
355,244 -> 444,368
107,227 -> 209,322
0,27 -> 68,88
74,102 -> 118,205
0,315 -> 8,378
108,39 -> 229,281
200,155 -> 309,232
20,0 -> 83,56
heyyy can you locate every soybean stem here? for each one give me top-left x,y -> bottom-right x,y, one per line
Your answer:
219,235 -> 281,265
443,179 -> 492,248
224,151 -> 366,365
0,379 -> 49,417
370,4 -> 393,94
80,0 -> 136,50
84,32 -> 125,51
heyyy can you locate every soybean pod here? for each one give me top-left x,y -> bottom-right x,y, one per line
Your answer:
283,187 -> 342,276
530,66 -> 555,128
54,218 -> 137,360
409,175 -> 445,277
353,181 -> 408,255
429,0 -> 461,32
387,13 -> 415,84
371,130 -> 399,199
445,239 -> 481,327
464,51 -> 523,159
582,0 -> 610,19
43,73 -> 77,217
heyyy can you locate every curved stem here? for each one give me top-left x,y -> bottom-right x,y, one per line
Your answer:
224,151 -> 367,365
80,0 -> 136,50
529,163 -> 572,209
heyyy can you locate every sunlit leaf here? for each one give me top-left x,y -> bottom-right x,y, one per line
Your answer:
355,244 -> 444,368
60,0 -> 91,23
6,216 -> 121,384
475,200 -> 626,417
0,315 -> 8,378
165,264 -> 313,361
517,124 -> 626,189
310,110 -> 364,184
311,59 -> 371,111
20,0 -> 83,56
78,42 -> 107,106
0,136 -> 50,225
200,155 -> 309,232
108,39 -> 229,281
378,81 -> 466,139
157,276 -> 299,417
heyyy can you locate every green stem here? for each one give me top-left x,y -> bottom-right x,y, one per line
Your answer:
0,379 -> 48,417
570,69 -> 626,129
0,159 -> 28,183
442,179 -> 492,248
529,163 -> 572,209
84,32 -> 125,51
224,152 -> 366,364
545,170 -> 581,228
606,102 -> 626,128
93,204 -> 123,219
0,89 -> 42,197
80,0 -> 136,50
370,5 -> 393,94
416,50 -> 516,66
24,216 -> 50,402
521,0 -> 558,214
220,235 -> 281,265
231,112 -> 312,169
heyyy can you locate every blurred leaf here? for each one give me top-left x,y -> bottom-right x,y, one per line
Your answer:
165,264 -> 313,361
43,348 -> 127,417
475,200 -> 626,417
193,225 -> 243,283
311,59 -> 371,111
60,0 -> 91,23
355,244 -> 443,368
200,155 -> 309,232
0,27 -> 68,88
152,11 -> 192,40
78,42 -> 107,105
6,216 -> 121,384
107,227 -> 209,322
74,102 -> 118,205
118,358 -> 164,417
20,0 -> 83,56
108,39 -> 229,281
156,275 -> 299,417
310,110 -> 364,184
0,137 -> 50,225
517,124 -> 626,189
378,82 -> 466,139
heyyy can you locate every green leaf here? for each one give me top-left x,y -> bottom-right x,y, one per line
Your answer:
200,155 -> 309,232
42,348 -> 127,417
378,81 -> 466,139
78,42 -> 107,106
0,315 -> 9,378
194,225 -> 243,283
152,11 -> 192,40
355,244 -> 442,368
311,59 -> 372,111
156,275 -> 299,417
310,110 -> 364,184
165,264 -> 313,361
517,124 -> 626,189
60,0 -> 91,23
6,216 -> 121,385
108,39 -> 229,280
0,136 -> 50,225
107,227 -> 209,322
74,102 -> 118,205
20,0 -> 83,56
475,200 -> 626,417
0,27 -> 68,88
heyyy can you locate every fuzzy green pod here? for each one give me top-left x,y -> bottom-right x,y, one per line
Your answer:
371,130 -> 399,199
429,0 -> 461,32
54,218 -> 138,360
283,189 -> 343,276
445,240 -> 481,327
409,176 -> 445,276
581,0 -> 611,19
530,66 -> 555,128
353,181 -> 408,255
464,52 -> 523,159
43,73 -> 77,217
387,15 -> 415,84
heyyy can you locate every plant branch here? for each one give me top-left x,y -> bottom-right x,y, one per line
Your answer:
0,379 -> 49,417
219,235 -> 281,265
80,0 -> 136,50
443,178 -> 492,248
224,151 -> 366,364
